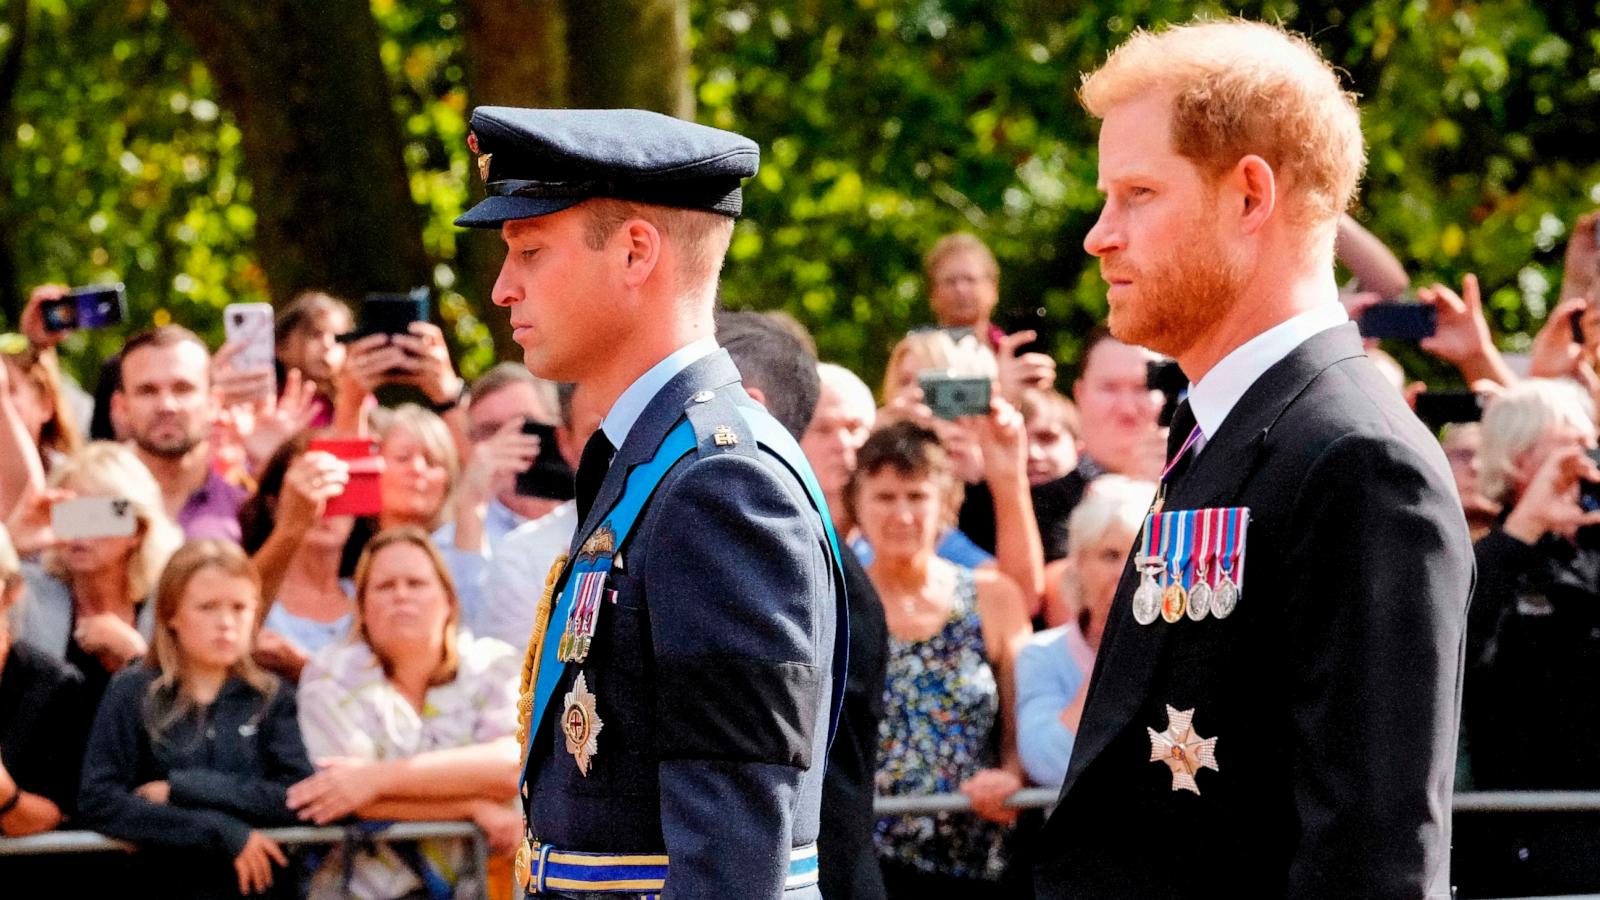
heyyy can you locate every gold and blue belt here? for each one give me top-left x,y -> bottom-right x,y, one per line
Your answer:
519,840 -> 820,896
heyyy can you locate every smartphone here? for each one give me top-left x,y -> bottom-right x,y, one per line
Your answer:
307,438 -> 385,517
40,283 -> 128,333
1413,390 -> 1485,430
224,303 -> 277,374
1583,448 -> 1600,514
337,287 -> 431,342
1358,302 -> 1437,340
919,372 -> 992,420
51,496 -> 137,540
514,421 -> 577,500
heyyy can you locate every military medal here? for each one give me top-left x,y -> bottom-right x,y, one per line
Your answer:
1212,508 -> 1246,619
1159,511 -> 1188,623
1131,514 -> 1164,626
561,672 -> 603,776
558,570 -> 608,663
1148,704 -> 1219,794
1186,508 -> 1214,621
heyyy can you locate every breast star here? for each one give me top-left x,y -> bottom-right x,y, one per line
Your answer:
1147,704 -> 1219,794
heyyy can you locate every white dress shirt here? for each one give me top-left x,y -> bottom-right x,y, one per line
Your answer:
601,335 -> 720,448
1185,303 -> 1349,451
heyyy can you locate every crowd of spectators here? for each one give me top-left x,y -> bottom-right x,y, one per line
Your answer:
0,206 -> 1599,899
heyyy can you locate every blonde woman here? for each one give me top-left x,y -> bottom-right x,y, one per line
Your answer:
77,540 -> 312,898
15,442 -> 182,705
290,526 -> 521,900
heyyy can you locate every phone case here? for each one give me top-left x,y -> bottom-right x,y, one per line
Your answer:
225,303 -> 277,374
51,496 -> 138,540
308,439 -> 386,518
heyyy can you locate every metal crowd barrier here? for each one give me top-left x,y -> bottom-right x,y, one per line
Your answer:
873,788 -> 1600,816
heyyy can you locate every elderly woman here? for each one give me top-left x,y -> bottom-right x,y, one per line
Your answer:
1461,378 -> 1600,891
290,526 -> 522,900
1016,476 -> 1154,787
854,421 -> 1032,893
0,523 -> 91,837
12,442 -> 183,706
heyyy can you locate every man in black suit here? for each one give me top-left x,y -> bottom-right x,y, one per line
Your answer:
1034,20 -> 1473,899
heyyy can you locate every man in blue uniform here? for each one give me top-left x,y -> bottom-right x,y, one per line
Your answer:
456,107 -> 846,900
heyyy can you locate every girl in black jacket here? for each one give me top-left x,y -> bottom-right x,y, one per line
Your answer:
78,540 -> 314,898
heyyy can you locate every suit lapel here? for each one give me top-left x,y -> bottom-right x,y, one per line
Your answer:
1059,323 -> 1368,800
571,350 -> 744,551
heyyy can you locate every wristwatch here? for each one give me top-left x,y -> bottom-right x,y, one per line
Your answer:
429,379 -> 467,414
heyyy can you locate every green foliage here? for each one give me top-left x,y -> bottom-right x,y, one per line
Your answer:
0,0 -> 256,383
6,0 -> 1600,392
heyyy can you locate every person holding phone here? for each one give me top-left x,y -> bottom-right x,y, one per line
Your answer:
435,364 -> 558,624
14,442 -> 184,708
77,540 -> 313,899
238,434 -> 355,682
0,286 -> 89,524
1461,379 -> 1600,893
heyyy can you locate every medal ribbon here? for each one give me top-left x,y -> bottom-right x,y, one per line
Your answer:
1160,425 -> 1204,483
1167,511 -> 1189,590
1157,512 -> 1172,586
1234,508 -> 1251,592
1221,507 -> 1238,580
1194,508 -> 1212,586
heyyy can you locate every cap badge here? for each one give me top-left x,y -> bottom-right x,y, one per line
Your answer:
477,152 -> 493,183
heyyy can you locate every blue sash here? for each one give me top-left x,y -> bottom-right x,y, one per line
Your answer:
521,408 -> 849,791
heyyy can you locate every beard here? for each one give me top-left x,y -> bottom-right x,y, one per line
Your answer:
1103,225 -> 1246,359
132,420 -> 205,459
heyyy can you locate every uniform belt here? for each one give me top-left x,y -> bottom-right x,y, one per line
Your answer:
525,841 -> 820,895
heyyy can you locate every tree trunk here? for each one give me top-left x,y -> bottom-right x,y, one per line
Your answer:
165,0 -> 429,305
0,0 -> 31,325
563,0 -> 693,118
459,0 -> 569,361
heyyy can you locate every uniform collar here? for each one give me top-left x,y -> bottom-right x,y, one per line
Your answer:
601,336 -> 720,449
1186,301 -> 1347,440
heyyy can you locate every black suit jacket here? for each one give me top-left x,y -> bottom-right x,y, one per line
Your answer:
1035,324 -> 1473,899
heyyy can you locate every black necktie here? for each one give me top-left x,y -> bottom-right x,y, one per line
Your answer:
575,430 -> 615,523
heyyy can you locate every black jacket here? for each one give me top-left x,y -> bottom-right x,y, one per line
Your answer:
77,665 -> 313,899
1034,325 -> 1473,899
818,551 -> 889,900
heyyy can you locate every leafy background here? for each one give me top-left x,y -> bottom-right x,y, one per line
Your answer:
2,0 -> 1597,391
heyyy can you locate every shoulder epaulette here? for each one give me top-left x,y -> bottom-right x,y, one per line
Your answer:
683,389 -> 759,460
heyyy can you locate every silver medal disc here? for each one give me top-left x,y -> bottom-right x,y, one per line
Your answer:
1212,576 -> 1239,618
1132,577 -> 1161,626
1186,582 -> 1212,621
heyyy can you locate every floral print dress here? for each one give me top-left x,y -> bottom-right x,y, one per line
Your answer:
874,566 -> 1009,882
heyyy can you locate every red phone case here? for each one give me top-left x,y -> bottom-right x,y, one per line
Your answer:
307,438 -> 386,518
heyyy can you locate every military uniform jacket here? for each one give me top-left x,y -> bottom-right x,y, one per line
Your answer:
522,350 -> 840,900
1034,324 -> 1474,899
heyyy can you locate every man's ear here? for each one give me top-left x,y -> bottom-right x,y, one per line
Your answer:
618,219 -> 662,289
744,386 -> 768,409
1231,155 -> 1277,235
